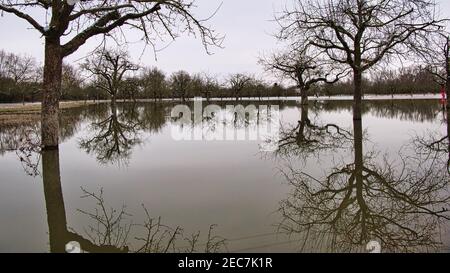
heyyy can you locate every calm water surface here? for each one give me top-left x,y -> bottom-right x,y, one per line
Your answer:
0,99 -> 449,253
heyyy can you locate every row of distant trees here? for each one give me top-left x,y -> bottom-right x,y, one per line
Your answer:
1,0 -> 447,149
0,48 -> 444,104
0,48 -> 293,103
260,0 -> 449,113
318,66 -> 443,97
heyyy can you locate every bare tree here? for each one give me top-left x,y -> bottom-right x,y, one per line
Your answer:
424,33 -> 450,107
170,70 -> 191,102
121,76 -> 141,102
202,73 -> 219,102
82,49 -> 138,106
0,0 -> 222,149
3,53 -> 37,104
61,63 -> 83,99
276,0 -> 444,119
261,45 -> 347,104
228,73 -> 251,101
140,67 -> 167,100
189,73 -> 205,98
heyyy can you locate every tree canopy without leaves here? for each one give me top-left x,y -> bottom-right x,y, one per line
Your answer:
0,0 -> 223,148
82,49 -> 138,102
0,0 -> 223,57
260,45 -> 348,103
275,0 -> 445,118
228,73 -> 252,101
140,67 -> 167,99
421,33 -> 450,107
170,70 -> 191,101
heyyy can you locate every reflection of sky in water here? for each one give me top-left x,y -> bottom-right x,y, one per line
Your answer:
0,100 -> 448,253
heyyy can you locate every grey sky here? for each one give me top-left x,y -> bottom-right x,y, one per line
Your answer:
1,0 -> 449,80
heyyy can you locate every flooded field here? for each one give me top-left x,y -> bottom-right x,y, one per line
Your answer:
0,99 -> 449,253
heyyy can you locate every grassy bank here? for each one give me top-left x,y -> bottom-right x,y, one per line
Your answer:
0,101 -> 95,125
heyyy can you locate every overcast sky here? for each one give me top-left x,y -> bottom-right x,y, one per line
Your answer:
1,0 -> 449,80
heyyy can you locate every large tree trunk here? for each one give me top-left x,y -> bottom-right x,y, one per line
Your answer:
41,38 -> 62,149
300,87 -> 308,105
353,69 -> 363,120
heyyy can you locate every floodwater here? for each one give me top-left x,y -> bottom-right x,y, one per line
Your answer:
0,99 -> 449,253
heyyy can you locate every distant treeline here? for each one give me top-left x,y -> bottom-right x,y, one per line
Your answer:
0,50 -> 441,103
318,66 -> 441,97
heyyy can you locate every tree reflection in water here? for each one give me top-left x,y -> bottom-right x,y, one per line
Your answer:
79,102 -> 167,166
42,148 -> 128,253
275,105 -> 450,252
42,146 -> 226,253
274,102 -> 352,159
412,106 -> 449,174
1,100 -> 448,252
79,103 -> 142,166
0,106 -> 88,176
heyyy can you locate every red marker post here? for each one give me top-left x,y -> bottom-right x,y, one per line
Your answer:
440,85 -> 447,105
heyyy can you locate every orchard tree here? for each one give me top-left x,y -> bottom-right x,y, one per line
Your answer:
2,52 -> 37,104
61,63 -> 83,100
170,70 -> 191,102
260,45 -> 347,105
140,67 -> 167,100
0,0 -> 222,149
276,0 -> 444,119
82,49 -> 138,105
228,73 -> 251,101
202,72 -> 219,101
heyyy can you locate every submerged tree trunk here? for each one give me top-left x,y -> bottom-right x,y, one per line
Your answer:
111,101 -> 118,118
447,78 -> 450,109
446,36 -> 449,109
42,147 -> 68,253
447,104 -> 449,174
297,103 -> 309,144
353,70 -> 363,120
353,115 -> 368,241
447,104 -> 449,147
446,63 -> 449,110
41,38 -> 62,149
110,95 -> 117,112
